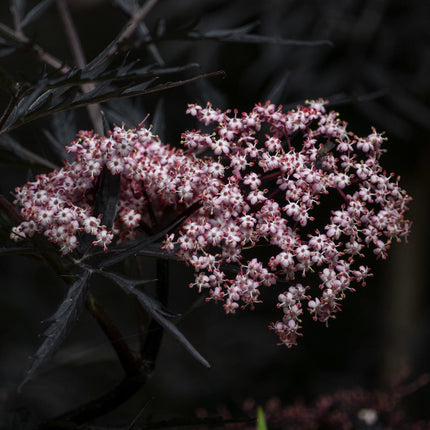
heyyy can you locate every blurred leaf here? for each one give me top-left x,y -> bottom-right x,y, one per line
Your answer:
10,0 -> 26,29
151,97 -> 165,140
103,98 -> 146,129
99,270 -> 211,369
26,88 -> 55,115
2,81 -> 47,129
18,270 -> 91,391
164,21 -> 333,47
21,0 -> 54,28
43,110 -> 76,163
112,0 -> 136,11
188,30 -> 333,47
155,18 -> 166,39
0,135 -> 58,169
190,78 -> 227,108
256,406 -> 268,430
195,21 -> 260,38
73,81 -> 112,104
264,70 -> 291,105
0,37 -> 16,58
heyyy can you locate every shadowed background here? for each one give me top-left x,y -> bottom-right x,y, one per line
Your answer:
0,0 -> 429,427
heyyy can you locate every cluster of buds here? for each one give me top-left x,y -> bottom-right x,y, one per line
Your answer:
11,100 -> 411,347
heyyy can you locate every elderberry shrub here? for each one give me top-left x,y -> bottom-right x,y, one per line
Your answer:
11,100 -> 411,347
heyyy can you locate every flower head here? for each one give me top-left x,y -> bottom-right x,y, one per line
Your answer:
11,100 -> 411,346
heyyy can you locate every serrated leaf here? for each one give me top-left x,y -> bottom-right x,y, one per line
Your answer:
0,70 -> 224,137
21,0 -> 54,28
18,270 -> 91,391
110,59 -> 138,78
47,86 -> 80,111
26,88 -> 55,115
73,81 -> 111,104
122,79 -> 155,95
112,0 -> 135,14
198,21 -> 259,38
2,82 -> 47,129
80,61 -> 114,82
17,83 -> 47,113
192,78 -> 227,108
47,68 -> 82,88
99,270 -> 210,368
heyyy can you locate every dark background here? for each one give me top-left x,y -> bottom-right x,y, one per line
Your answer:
0,0 -> 429,427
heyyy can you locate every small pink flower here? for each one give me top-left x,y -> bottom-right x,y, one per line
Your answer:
11,100 -> 411,348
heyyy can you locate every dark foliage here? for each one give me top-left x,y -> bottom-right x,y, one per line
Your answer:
98,270 -> 210,369
0,0 -> 429,429
18,270 -> 90,392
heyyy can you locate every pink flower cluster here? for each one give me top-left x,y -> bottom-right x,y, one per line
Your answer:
11,100 -> 411,347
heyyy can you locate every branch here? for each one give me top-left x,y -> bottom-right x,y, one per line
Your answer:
40,262 -> 171,428
138,258 -> 169,368
85,292 -> 140,375
55,0 -> 103,133
0,22 -> 70,73
40,373 -> 148,427
107,0 -> 159,58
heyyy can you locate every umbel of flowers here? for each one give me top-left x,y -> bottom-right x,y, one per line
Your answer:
11,100 -> 411,347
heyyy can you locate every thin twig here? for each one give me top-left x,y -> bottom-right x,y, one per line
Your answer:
55,0 -> 87,69
0,0 -> 159,77
55,0 -> 103,134
106,0 -> 159,58
0,22 -> 70,73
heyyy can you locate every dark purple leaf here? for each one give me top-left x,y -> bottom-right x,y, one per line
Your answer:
18,270 -> 91,391
92,167 -> 121,231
